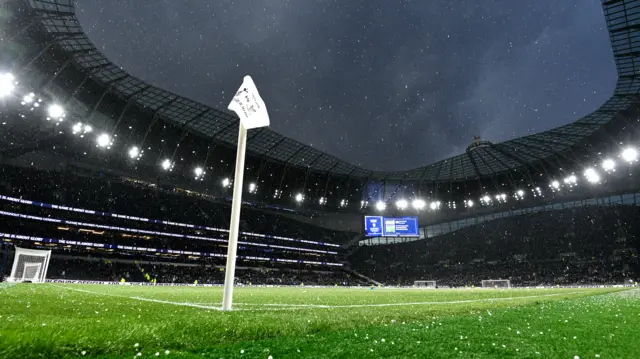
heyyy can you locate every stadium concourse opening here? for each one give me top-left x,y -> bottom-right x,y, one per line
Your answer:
1,0 -> 640,358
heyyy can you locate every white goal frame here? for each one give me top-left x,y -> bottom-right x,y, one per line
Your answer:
414,280 -> 437,288
481,279 -> 511,288
8,247 -> 51,283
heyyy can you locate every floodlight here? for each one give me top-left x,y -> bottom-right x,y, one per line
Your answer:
602,158 -> 615,172
482,195 -> 491,203
564,175 -> 577,185
128,146 -> 140,159
584,168 -> 600,184
429,201 -> 440,210
84,125 -> 92,133
319,197 -> 326,205
412,198 -> 426,210
466,199 -> 474,208
396,199 -> 408,210
194,167 -> 204,176
621,147 -> 638,163
222,178 -> 231,188
248,182 -> 257,193
517,190 -> 524,197
161,159 -> 172,170
22,93 -> 34,104
72,123 -> 82,134
96,133 -> 111,148
295,193 -> 304,203
0,73 -> 15,97
550,180 -> 560,189
339,199 -> 348,208
375,201 -> 386,211
47,104 -> 64,119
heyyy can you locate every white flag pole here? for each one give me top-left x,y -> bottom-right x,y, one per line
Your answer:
221,121 -> 247,311
222,75 -> 269,311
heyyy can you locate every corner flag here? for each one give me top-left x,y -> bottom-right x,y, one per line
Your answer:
222,75 -> 269,311
228,76 -> 270,129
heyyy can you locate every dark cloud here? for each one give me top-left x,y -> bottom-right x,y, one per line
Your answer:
76,0 -> 616,171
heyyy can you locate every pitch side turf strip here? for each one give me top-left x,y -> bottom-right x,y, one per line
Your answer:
51,284 -> 583,311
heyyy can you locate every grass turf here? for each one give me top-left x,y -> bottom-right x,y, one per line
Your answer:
0,284 -> 638,358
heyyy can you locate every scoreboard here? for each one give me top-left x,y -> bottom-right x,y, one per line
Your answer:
364,216 -> 420,237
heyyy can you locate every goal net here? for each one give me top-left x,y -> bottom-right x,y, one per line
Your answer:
7,247 -> 51,283
414,280 -> 436,288
481,279 -> 511,288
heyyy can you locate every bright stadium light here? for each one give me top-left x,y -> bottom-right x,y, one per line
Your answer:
222,178 -> 231,188
396,199 -> 408,210
429,201 -> 441,210
319,197 -> 327,205
550,180 -> 560,189
602,158 -> 615,172
128,146 -> 141,160
0,73 -> 15,97
72,122 -> 82,134
584,168 -> 601,184
564,175 -> 577,185
466,199 -> 474,208
194,166 -> 204,177
621,147 -> 638,163
295,193 -> 304,203
161,159 -> 172,171
96,133 -> 112,148
248,182 -> 257,194
22,93 -> 34,104
47,104 -> 65,120
360,200 -> 368,209
412,198 -> 426,210
375,201 -> 386,211
481,195 -> 492,205
84,125 -> 92,133
515,190 -> 525,200
339,199 -> 348,208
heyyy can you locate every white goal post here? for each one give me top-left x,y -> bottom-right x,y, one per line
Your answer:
414,280 -> 437,288
481,279 -> 511,288
7,247 -> 51,283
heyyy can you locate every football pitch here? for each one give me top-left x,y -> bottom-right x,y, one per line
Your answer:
1,284 -> 639,358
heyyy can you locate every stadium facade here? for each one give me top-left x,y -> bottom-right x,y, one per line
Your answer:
0,0 -> 639,235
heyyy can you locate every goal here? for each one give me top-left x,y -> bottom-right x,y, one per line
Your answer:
7,247 -> 51,283
481,279 -> 511,288
414,280 -> 437,288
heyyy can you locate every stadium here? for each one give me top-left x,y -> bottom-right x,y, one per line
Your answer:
0,0 -> 639,358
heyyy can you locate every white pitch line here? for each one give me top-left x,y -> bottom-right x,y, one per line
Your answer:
190,292 -> 582,309
50,284 -> 223,311
50,284 -> 583,312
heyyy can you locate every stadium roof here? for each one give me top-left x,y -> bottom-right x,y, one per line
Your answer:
22,0 -> 640,181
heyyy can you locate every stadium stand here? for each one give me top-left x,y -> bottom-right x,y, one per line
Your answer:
350,206 -> 640,287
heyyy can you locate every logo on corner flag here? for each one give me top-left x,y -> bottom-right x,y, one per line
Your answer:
228,76 -> 270,130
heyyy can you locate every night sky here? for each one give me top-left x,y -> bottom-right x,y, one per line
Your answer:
76,0 -> 616,171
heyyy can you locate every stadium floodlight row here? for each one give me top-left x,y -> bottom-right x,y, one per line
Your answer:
1,0 -> 639,214
0,195 -> 341,248
0,233 -> 344,267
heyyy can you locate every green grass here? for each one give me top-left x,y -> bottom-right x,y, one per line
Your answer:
0,283 -> 638,358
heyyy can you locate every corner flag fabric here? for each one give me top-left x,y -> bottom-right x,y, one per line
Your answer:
228,76 -> 270,129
